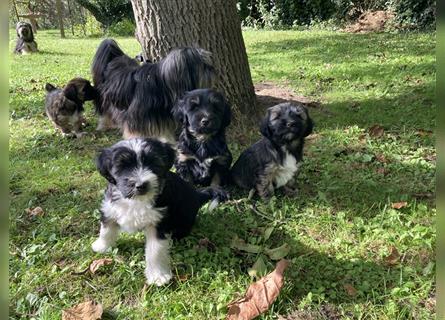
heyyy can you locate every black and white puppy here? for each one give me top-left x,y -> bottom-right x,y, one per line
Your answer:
14,22 -> 38,54
231,102 -> 313,199
45,78 -> 98,138
173,89 -> 232,186
92,138 -> 228,286
92,39 -> 215,142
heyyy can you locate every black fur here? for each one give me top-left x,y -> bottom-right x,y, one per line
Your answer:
14,22 -> 38,54
91,39 -> 215,141
96,138 -> 228,239
173,89 -> 232,186
231,102 -> 313,199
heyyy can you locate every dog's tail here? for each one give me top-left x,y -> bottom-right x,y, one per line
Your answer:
45,83 -> 57,92
198,186 -> 229,211
91,39 -> 126,86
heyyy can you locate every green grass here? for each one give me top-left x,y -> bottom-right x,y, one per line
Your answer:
9,29 -> 436,319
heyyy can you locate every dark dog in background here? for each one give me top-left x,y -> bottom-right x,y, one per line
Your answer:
92,138 -> 228,285
14,22 -> 38,54
45,78 -> 97,138
231,102 -> 313,199
173,89 -> 232,186
91,39 -> 215,142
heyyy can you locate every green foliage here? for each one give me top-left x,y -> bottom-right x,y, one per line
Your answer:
237,0 -> 436,29
391,0 -> 436,29
9,30 -> 435,319
74,0 -> 134,28
107,18 -> 136,37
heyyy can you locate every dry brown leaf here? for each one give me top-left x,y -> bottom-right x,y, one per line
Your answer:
227,259 -> 290,320
415,129 -> 433,137
368,125 -> 384,138
343,284 -> 358,297
89,258 -> 113,274
391,202 -> 407,209
385,246 -> 400,266
376,168 -> 388,175
375,154 -> 388,163
197,238 -> 216,251
25,206 -> 44,217
62,300 -> 103,320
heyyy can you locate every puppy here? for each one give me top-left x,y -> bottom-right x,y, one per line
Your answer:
92,138 -> 228,286
173,89 -> 232,186
92,39 -> 215,142
14,22 -> 38,54
231,102 -> 313,199
44,78 -> 97,138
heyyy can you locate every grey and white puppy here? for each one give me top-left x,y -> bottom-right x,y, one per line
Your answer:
45,78 -> 97,138
14,22 -> 38,54
231,102 -> 313,199
93,138 -> 228,286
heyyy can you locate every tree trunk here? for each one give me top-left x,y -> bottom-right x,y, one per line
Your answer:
55,0 -> 65,38
130,0 -> 256,117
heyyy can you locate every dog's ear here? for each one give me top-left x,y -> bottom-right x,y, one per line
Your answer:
96,148 -> 116,184
45,83 -> 56,92
259,111 -> 273,139
63,84 -> 78,102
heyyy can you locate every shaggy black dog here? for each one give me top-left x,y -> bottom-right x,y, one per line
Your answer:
91,39 -> 215,142
172,89 -> 232,186
92,138 -> 228,286
14,22 -> 38,54
44,78 -> 97,137
231,102 -> 313,199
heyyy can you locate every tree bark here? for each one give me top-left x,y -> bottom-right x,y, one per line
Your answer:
130,0 -> 256,117
55,0 -> 65,38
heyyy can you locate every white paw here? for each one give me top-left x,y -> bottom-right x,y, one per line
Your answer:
145,269 -> 172,286
91,239 -> 110,253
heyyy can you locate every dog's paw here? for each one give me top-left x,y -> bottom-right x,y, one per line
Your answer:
145,269 -> 172,286
91,239 -> 110,253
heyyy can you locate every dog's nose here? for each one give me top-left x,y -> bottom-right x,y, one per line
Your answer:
136,182 -> 149,192
200,118 -> 210,127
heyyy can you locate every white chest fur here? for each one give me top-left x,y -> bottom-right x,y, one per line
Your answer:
102,198 -> 163,233
274,151 -> 300,188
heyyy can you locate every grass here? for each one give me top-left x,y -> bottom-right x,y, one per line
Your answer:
9,29 -> 436,319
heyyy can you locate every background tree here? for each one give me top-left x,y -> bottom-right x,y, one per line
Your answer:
130,0 -> 256,116
73,0 -> 134,29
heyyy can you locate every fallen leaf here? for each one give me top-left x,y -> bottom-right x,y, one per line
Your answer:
368,125 -> 384,138
263,226 -> 275,242
196,238 -> 216,251
25,206 -> 44,217
264,243 -> 291,260
231,236 -> 262,254
343,283 -> 358,297
89,258 -> 113,274
391,202 -> 407,209
177,274 -> 189,282
415,129 -> 433,137
248,256 -> 267,278
375,154 -> 388,163
384,246 -> 400,266
227,259 -> 290,320
62,300 -> 103,320
376,167 -> 388,175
